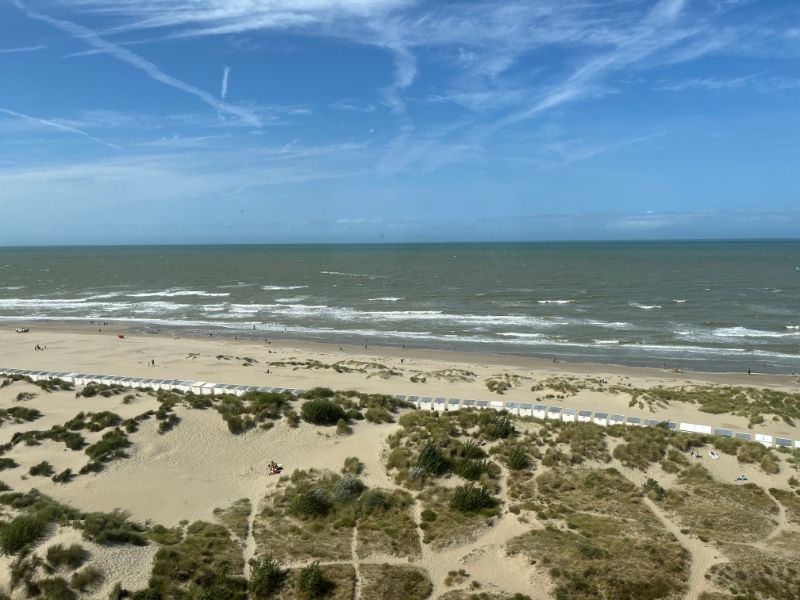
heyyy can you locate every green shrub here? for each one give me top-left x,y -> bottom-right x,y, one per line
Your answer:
70,566 -> 104,591
361,489 -> 390,514
0,457 -> 18,471
46,543 -> 89,569
450,485 -> 496,513
29,461 -> 55,477
417,443 -> 449,476
303,387 -> 335,399
249,556 -> 287,598
301,399 -> 347,425
341,457 -> 364,475
81,509 -> 147,545
481,415 -> 515,440
85,429 -> 130,463
0,514 -> 46,555
507,446 -> 530,470
420,509 -> 438,522
336,418 -> 352,435
39,577 -> 76,600
332,475 -> 365,503
454,459 -> 487,481
290,489 -> 331,518
296,561 -> 331,599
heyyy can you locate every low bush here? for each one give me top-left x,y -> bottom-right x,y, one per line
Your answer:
39,577 -> 76,600
46,543 -> 89,569
450,485 -> 496,513
29,461 -> 55,477
290,489 -> 332,518
249,556 -> 287,598
69,566 -> 104,591
506,446 -> 530,471
80,509 -> 148,545
332,475 -> 365,503
417,442 -> 450,476
0,514 -> 46,555
301,399 -> 347,425
297,561 -> 331,599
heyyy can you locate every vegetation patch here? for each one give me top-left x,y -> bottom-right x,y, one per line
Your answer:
144,520 -> 247,599
213,497 -> 252,541
417,485 -> 500,549
508,467 -> 689,599
661,464 -> 778,543
253,469 -> 363,562
357,488 -> 420,557
359,563 -> 432,600
275,563 -> 355,600
706,533 -> 800,599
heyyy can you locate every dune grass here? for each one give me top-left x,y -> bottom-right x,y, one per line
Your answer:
69,566 -> 104,592
660,464 -> 778,544
417,485 -> 500,549
253,469 -> 361,562
507,467 -> 689,600
145,520 -> 247,599
706,532 -> 800,599
356,488 -> 420,558
213,497 -> 252,542
0,513 -> 47,555
275,563 -> 356,600
359,564 -> 432,600
46,543 -> 90,570
768,488 -> 800,525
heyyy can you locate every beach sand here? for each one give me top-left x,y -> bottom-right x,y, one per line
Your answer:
1,325 -> 799,598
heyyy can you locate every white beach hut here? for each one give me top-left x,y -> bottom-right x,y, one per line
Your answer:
518,403 -> 533,417
561,408 -> 577,423
679,423 -> 712,435
490,400 -> 504,412
433,397 -> 447,413
626,416 -> 642,427
546,406 -> 562,420
476,400 -> 490,410
609,414 -> 625,426
533,404 -> 547,419
734,432 -> 752,442
505,402 -> 519,416
191,382 -> 207,395
577,409 -> 592,423
419,397 -> 434,411
407,395 -> 420,408
447,398 -> 461,412
754,433 -> 773,448
461,399 -> 476,409
593,412 -> 609,426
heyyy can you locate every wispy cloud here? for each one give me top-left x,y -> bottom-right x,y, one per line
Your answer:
13,1 -> 261,127
0,43 -> 47,54
654,73 -> 800,93
0,107 -> 119,148
221,65 -> 230,99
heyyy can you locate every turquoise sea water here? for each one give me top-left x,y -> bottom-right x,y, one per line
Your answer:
0,241 -> 798,373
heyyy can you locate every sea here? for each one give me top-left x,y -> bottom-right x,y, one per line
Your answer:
1,241 -> 798,374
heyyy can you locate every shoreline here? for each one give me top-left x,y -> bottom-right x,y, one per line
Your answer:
3,318 -> 799,386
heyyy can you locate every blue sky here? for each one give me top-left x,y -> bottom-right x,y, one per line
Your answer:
0,0 -> 798,244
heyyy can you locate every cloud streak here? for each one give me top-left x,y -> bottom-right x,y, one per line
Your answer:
0,43 -> 47,54
13,1 -> 261,127
0,107 -> 119,148
221,65 -> 230,99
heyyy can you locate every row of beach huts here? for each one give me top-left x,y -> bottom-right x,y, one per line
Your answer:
2,367 -> 798,451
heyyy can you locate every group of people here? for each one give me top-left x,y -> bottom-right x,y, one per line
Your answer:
33,344 -> 46,351
267,461 -> 283,476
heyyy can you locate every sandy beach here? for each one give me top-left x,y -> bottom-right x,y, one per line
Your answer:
1,324 -> 799,599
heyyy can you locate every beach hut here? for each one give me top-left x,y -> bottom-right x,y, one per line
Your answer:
518,403 -> 533,417
419,397 -> 434,411
447,398 -> 461,412
173,380 -> 193,393
476,400 -> 490,410
433,398 -> 447,413
734,432 -> 752,442
679,423 -> 712,435
561,408 -> 577,423
191,382 -> 207,395
577,410 -> 592,423
795,440 -> 800,449
713,428 -> 732,438
533,404 -> 547,419
490,400 -> 504,412
505,402 -> 519,416
775,438 -> 792,448
593,412 -> 609,426
609,414 -> 625,426
625,416 -> 641,427
407,395 -> 420,408
643,418 -> 660,427
546,406 -> 562,420
754,433 -> 773,448
461,399 -> 476,409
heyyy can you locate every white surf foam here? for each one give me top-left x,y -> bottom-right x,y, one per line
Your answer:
262,285 -> 309,291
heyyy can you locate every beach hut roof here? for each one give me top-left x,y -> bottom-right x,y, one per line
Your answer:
594,412 -> 608,419
579,409 -> 592,417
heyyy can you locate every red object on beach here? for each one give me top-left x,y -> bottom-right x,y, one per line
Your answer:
117,334 -> 125,339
